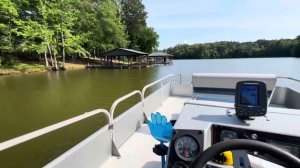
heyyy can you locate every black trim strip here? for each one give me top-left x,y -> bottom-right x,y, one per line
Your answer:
193,87 -> 272,96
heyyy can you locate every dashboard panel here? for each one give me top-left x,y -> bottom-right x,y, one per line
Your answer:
169,102 -> 300,167
212,125 -> 300,166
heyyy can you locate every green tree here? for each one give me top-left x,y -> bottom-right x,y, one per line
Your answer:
137,27 -> 158,53
1,0 -> 158,68
14,20 -> 47,62
97,0 -> 128,51
120,0 -> 158,52
13,0 -> 60,68
44,0 -> 87,68
166,36 -> 300,59
38,0 -> 57,68
58,0 -> 84,68
0,0 -> 18,65
74,0 -> 128,57
74,0 -> 99,57
120,0 -> 146,49
292,36 -> 300,57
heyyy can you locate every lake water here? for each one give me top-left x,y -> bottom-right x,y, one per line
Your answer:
0,58 -> 299,167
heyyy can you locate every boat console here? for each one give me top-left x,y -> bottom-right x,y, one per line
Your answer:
166,74 -> 300,167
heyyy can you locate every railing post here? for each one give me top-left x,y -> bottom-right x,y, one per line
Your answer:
109,90 -> 143,158
180,74 -> 182,84
161,81 -> 164,106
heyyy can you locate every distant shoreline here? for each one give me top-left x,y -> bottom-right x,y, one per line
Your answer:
166,37 -> 300,59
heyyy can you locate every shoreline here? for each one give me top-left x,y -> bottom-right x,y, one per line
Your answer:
0,62 -> 87,76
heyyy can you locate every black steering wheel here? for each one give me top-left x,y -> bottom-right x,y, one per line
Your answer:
192,139 -> 300,168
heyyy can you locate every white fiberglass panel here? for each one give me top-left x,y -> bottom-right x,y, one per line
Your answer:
143,88 -> 163,118
113,102 -> 144,148
143,83 -> 171,118
162,83 -> 171,102
45,125 -> 112,168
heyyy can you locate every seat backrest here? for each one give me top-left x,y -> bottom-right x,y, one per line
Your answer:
192,73 -> 277,95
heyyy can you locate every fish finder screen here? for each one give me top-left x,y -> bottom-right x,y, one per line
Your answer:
240,85 -> 259,106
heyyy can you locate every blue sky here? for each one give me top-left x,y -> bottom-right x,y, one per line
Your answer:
143,0 -> 300,49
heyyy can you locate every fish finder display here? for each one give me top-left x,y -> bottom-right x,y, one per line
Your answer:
235,81 -> 268,118
240,85 -> 259,106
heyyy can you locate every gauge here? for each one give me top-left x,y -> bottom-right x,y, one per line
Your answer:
174,135 -> 200,161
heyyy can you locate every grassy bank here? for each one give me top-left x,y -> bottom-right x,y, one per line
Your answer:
0,63 -> 49,76
0,62 -> 88,76
64,62 -> 86,69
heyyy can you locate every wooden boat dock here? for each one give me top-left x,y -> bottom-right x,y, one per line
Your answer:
86,48 -> 173,69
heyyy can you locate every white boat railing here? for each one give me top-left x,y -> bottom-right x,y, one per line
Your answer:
0,109 -> 111,152
109,90 -> 144,152
109,90 -> 143,120
110,74 -> 180,120
141,74 -> 175,98
278,76 -> 300,83
142,74 -> 181,117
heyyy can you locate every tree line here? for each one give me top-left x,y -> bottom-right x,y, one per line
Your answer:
165,36 -> 300,59
0,0 -> 159,69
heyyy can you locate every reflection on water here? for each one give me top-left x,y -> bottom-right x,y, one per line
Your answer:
0,58 -> 299,167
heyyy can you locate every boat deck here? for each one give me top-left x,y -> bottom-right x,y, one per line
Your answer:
100,124 -> 160,168
101,97 -> 190,168
101,95 -> 288,168
101,96 -> 236,168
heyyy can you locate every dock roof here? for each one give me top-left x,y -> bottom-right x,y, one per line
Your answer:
148,52 -> 173,57
102,48 -> 148,57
